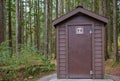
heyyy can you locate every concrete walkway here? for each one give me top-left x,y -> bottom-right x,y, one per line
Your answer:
37,74 -> 57,81
50,79 -> 113,81
105,74 -> 120,81
37,73 -> 120,81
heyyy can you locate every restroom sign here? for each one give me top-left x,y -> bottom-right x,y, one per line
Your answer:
76,27 -> 84,34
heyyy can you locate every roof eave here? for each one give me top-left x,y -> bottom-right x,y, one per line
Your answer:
53,7 -> 108,26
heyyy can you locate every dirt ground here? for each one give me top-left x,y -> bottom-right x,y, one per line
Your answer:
105,59 -> 120,76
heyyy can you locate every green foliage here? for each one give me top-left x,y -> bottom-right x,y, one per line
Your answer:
40,55 -> 55,72
111,61 -> 119,67
0,41 -> 11,55
26,65 -> 41,76
118,36 -> 120,50
0,41 -> 11,66
0,68 -> 18,81
0,41 -> 55,81
0,42 -> 41,67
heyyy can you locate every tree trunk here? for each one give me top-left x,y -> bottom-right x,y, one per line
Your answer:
44,0 -> 48,57
16,0 -> 19,55
104,0 -> 109,60
66,0 -> 70,13
99,0 -> 103,15
113,0 -> 119,61
25,0 -> 28,45
29,0 -> 33,46
92,0 -> 95,12
18,0 -> 24,47
61,0 -> 64,14
35,0 -> 40,50
0,0 -> 5,43
48,0 -> 53,58
56,0 -> 58,18
93,0 -> 99,13
8,0 -> 12,55
106,0 -> 112,58
58,0 -> 62,16
108,0 -> 113,55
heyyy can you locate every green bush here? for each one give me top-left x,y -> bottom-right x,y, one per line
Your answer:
0,42 -> 55,81
40,55 -> 55,72
0,67 -> 18,81
0,65 -> 41,81
0,60 -> 55,81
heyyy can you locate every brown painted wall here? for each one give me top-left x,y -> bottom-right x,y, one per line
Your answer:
93,24 -> 104,78
56,14 -> 105,79
57,24 -> 67,78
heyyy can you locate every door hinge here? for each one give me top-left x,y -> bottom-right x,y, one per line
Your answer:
90,70 -> 93,75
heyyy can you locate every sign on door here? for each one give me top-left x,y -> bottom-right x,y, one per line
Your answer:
76,26 -> 84,34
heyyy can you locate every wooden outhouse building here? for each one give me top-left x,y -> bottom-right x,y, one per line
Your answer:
53,6 -> 108,79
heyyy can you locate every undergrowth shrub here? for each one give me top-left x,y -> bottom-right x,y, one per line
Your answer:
0,41 -> 55,81
40,55 -> 55,72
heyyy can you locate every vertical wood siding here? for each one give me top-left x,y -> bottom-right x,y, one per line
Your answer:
58,24 -> 67,78
94,24 -> 104,79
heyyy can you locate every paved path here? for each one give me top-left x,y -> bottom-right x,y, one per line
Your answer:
37,74 -> 57,81
50,79 -> 113,81
37,74 -> 120,81
105,74 -> 120,81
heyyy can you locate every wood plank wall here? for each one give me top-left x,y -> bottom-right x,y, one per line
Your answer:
94,24 -> 104,79
57,23 -> 104,79
57,24 -> 67,78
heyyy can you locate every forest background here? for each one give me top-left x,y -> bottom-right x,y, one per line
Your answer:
0,0 -> 120,81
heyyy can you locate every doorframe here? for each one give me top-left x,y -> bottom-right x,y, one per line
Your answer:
65,23 -> 94,79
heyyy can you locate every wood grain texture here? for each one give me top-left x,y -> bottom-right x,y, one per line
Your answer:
58,24 -> 67,78
94,25 -> 103,78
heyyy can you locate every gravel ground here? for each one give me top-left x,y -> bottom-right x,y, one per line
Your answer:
37,74 -> 120,81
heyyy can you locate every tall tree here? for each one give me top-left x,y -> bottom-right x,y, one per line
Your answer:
113,0 -> 119,61
56,0 -> 58,18
18,0 -> 24,46
29,0 -> 33,46
99,0 -> 103,15
44,0 -> 48,56
48,0 -> 53,58
58,0 -> 64,17
8,0 -> 12,55
0,0 -> 5,43
25,0 -> 28,45
66,0 -> 70,13
107,0 -> 113,56
106,0 -> 112,59
16,0 -> 19,55
104,0 -> 109,60
92,0 -> 99,13
92,0 -> 95,12
35,0 -> 40,50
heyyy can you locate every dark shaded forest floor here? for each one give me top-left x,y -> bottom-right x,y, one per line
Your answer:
105,59 -> 120,76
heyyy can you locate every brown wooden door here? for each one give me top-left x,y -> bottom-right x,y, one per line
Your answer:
68,24 -> 92,79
